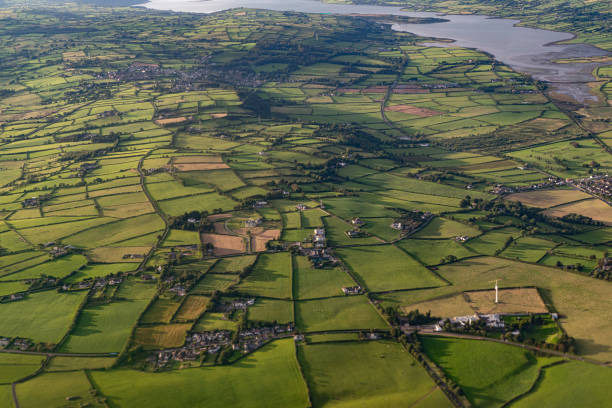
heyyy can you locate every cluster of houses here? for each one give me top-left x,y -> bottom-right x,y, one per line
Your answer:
346,218 -> 366,238
12,338 -> 31,351
296,203 -> 308,211
313,228 -> 326,248
252,200 -> 268,208
492,176 -> 564,195
22,194 -> 51,207
435,313 -> 506,331
572,174 -> 611,201
236,324 -> 294,354
217,298 -> 256,314
167,245 -> 198,261
596,257 -> 612,275
390,212 -> 433,232
45,243 -> 76,258
303,247 -> 338,269
64,280 -> 94,290
150,323 -> 295,369
92,276 -> 122,291
150,330 -> 232,369
455,235 -> 470,242
122,253 -> 145,260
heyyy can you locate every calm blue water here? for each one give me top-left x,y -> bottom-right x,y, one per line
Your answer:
141,0 -> 610,102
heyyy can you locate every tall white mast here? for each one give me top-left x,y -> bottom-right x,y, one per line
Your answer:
495,280 -> 499,304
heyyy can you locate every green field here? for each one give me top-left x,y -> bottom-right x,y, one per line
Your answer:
336,245 -> 444,292
0,290 -> 86,344
413,217 -> 480,239
0,1 -> 609,404
61,281 -> 156,353
0,353 -> 44,383
248,298 -> 294,323
512,361 -> 612,408
91,339 -> 309,408
422,336 -> 551,408
16,370 -> 104,408
296,295 -> 388,332
293,255 -> 354,299
237,253 -> 292,299
398,238 -> 477,265
299,340 -> 451,407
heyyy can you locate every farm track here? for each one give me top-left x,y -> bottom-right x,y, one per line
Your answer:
380,56 -> 412,139
136,152 -> 170,272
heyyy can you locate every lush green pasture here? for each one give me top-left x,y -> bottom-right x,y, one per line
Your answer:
501,236 -> 555,262
140,297 -> 182,324
193,274 -> 239,293
236,253 -> 292,299
0,290 -> 86,344
1,253 -> 87,281
422,336 -> 547,408
47,356 -> 116,371
398,238 -> 476,265
194,312 -> 238,332
0,354 -> 44,383
91,339 -> 309,408
296,295 -> 388,332
299,340 -> 450,408
293,255 -> 354,299
323,216 -> 380,246
512,361 -> 612,408
413,217 -> 480,239
336,245 -> 444,292
158,192 -> 238,216
465,227 -> 522,255
16,371 -> 104,408
248,298 -> 294,323
64,214 -> 164,248
61,282 -> 156,353
210,255 -> 257,273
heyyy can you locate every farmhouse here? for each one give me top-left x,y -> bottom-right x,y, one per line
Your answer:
351,217 -> 364,226
390,221 -> 404,230
245,218 -> 262,227
346,229 -> 362,238
296,203 -> 308,211
169,285 -> 187,296
342,286 -> 362,295
22,197 -> 39,207
313,228 -> 326,248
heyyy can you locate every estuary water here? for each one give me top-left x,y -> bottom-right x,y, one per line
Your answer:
141,0 -> 610,103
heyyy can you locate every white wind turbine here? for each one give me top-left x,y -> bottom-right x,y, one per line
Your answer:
490,279 -> 502,303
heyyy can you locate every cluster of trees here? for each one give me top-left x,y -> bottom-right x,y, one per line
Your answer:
170,211 -> 214,232
560,213 -> 603,226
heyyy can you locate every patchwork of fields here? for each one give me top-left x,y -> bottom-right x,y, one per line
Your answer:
0,2 -> 609,408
